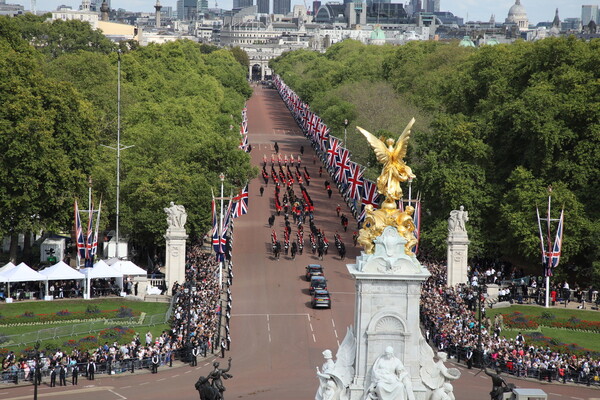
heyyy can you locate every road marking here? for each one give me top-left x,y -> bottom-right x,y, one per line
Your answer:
331,319 -> 336,328
109,389 -> 127,400
312,334 -> 316,342
334,329 -> 338,338
203,363 -> 210,366
309,323 -> 314,331
570,397 -> 583,400
172,374 -> 180,377
120,386 -> 132,389
157,378 -> 166,381
185,370 -> 192,374
548,394 -> 561,397
139,382 -> 149,385
3,386 -> 117,400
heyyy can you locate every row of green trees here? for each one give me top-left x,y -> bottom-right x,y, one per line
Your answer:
271,38 -> 600,285
0,15 -> 255,262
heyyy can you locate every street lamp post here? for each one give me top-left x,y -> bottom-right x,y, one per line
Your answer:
343,119 -> 349,147
219,173 -> 225,288
33,341 -> 40,400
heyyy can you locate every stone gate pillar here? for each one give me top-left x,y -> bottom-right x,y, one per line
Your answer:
164,202 -> 188,295
447,206 -> 470,287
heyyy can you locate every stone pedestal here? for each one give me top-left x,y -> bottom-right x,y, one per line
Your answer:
164,228 -> 188,295
346,227 -> 431,400
447,231 -> 469,287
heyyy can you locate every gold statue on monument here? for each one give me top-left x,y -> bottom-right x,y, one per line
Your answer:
356,118 -> 418,256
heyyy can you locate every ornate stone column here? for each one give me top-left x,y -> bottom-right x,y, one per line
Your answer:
164,202 -> 188,295
347,227 -> 431,400
446,206 -> 470,287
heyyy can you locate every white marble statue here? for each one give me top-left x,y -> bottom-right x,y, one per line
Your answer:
164,201 -> 187,229
365,346 -> 415,400
447,205 -> 468,233
316,328 -> 356,400
419,339 -> 460,400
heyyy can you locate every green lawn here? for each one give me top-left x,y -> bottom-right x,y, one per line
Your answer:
0,299 -> 170,355
0,298 -> 168,317
485,304 -> 600,353
486,304 -> 600,322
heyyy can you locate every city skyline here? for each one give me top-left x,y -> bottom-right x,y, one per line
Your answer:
9,0 -> 599,24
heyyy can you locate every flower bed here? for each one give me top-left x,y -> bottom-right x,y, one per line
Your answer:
502,312 -> 600,333
0,307 -> 140,326
524,332 -> 600,358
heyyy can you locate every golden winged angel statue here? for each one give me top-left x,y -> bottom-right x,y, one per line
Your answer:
356,118 -> 416,208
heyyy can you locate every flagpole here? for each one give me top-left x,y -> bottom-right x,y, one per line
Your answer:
545,186 -> 552,308
219,173 -> 225,288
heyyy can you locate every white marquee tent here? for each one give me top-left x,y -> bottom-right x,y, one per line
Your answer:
0,261 -> 16,275
81,260 -> 122,299
109,260 -> 147,276
39,261 -> 86,297
0,262 -> 46,298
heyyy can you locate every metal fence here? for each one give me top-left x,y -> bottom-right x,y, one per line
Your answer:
0,313 -> 168,348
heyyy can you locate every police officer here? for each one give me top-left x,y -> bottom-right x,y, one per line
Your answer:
466,347 -> 473,369
59,364 -> 66,386
87,359 -> 95,380
220,339 -> 227,358
151,352 -> 160,374
71,363 -> 79,385
191,346 -> 199,367
49,367 -> 56,387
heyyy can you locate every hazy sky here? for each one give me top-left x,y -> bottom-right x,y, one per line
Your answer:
11,0 -> 598,24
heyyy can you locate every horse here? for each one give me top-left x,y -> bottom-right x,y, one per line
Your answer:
195,376 -> 221,400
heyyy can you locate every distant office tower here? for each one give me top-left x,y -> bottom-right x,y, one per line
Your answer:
581,5 -> 599,25
177,0 -> 197,19
273,0 -> 290,14
237,0 -> 253,8
312,0 -> 321,15
257,0 -> 269,13
425,0 -> 439,12
198,0 -> 208,12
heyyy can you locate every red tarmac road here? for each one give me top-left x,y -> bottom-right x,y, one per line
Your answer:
3,84 -> 599,400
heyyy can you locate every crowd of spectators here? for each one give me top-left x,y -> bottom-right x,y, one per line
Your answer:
420,259 -> 600,386
1,243 -> 228,386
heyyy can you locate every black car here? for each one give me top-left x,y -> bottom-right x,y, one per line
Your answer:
311,289 -> 331,309
309,275 -> 327,294
305,264 -> 324,281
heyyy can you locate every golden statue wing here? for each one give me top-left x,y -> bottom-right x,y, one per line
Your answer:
392,117 -> 415,160
357,126 -> 389,164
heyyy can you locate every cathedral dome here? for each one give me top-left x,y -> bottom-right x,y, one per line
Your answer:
505,0 -> 529,31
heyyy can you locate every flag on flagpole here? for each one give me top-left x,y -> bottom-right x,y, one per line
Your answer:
545,209 -> 564,276
91,198 -> 102,260
211,197 -> 221,258
74,200 -> 86,262
411,199 -> 421,255
85,199 -> 94,266
232,184 -> 249,218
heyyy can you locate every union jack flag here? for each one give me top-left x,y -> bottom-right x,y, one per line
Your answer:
211,198 -> 222,258
85,199 -> 93,263
317,123 -> 330,152
346,162 -> 364,200
334,147 -> 351,183
232,184 -> 249,218
74,200 -> 86,260
545,209 -> 564,276
91,198 -> 102,259
239,133 -> 249,152
327,137 -> 340,167
537,207 -> 565,277
358,179 -> 380,222
411,200 -> 421,255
